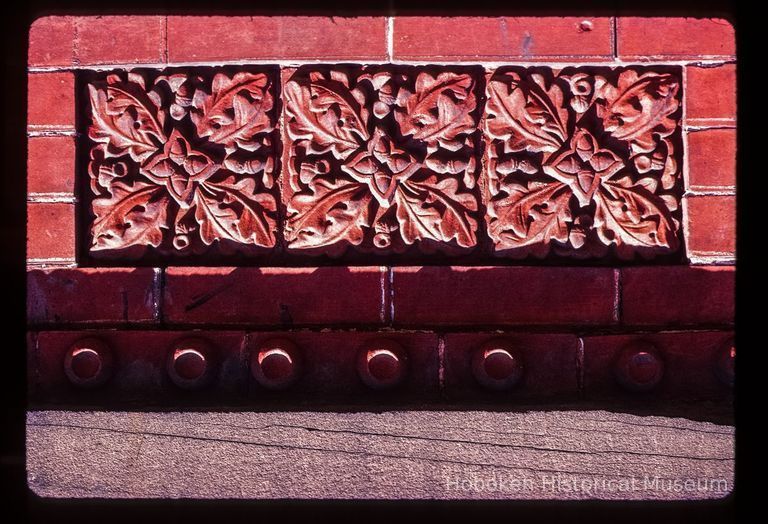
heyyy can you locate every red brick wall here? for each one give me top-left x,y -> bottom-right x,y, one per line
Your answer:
26,16 -> 735,403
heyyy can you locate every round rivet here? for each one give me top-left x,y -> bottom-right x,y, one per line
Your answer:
251,338 -> 302,390
167,338 -> 215,390
357,339 -> 407,390
614,341 -> 664,392
472,339 -> 524,391
579,20 -> 594,32
64,338 -> 113,388
714,339 -> 735,387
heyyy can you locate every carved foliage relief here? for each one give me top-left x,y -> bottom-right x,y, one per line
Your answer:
86,68 -> 278,258
82,64 -> 684,262
283,66 -> 482,256
485,66 -> 683,259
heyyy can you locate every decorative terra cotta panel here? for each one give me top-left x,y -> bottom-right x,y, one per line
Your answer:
80,65 -> 684,262
485,66 -> 684,259
84,67 -> 279,259
282,66 -> 483,256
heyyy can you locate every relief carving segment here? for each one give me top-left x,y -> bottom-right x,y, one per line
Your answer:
484,66 -> 683,259
85,68 -> 279,259
283,66 -> 482,256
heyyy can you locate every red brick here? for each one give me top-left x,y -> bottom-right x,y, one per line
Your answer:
27,268 -> 156,325
686,65 -> 737,124
617,17 -> 735,58
30,331 -> 246,402
164,267 -> 385,326
393,17 -> 612,60
621,266 -> 734,326
583,331 -> 734,399
74,16 -> 165,65
29,330 -> 437,402
27,73 -> 75,128
28,16 -> 74,66
392,267 -> 617,326
27,136 -> 75,194
443,333 -> 579,399
27,203 -> 75,260
167,16 -> 387,62
247,332 -> 438,398
686,196 -> 736,255
687,129 -> 736,190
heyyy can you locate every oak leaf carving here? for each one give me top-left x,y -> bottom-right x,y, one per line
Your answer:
485,67 -> 682,259
88,77 -> 167,163
485,71 -> 569,154
395,177 -> 478,247
191,72 -> 273,153
596,70 -> 680,154
594,178 -> 678,252
88,70 -> 277,256
91,181 -> 169,251
285,67 -> 480,254
395,72 -> 477,149
193,177 -> 276,247
284,74 -> 370,159
286,177 -> 372,250
488,180 -> 572,253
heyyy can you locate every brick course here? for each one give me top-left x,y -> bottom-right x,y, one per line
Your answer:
163,267 -> 386,326
617,17 -> 735,58
25,15 -> 737,403
393,17 -> 613,60
167,16 -> 388,61
392,267 -> 617,327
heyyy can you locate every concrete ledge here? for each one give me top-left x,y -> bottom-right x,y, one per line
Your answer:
27,408 -> 733,500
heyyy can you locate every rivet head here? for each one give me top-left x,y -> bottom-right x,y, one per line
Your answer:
614,342 -> 664,393
64,338 -> 113,388
472,339 -> 524,391
715,339 -> 735,387
251,338 -> 302,390
579,20 -> 594,32
167,338 -> 214,390
357,339 -> 407,390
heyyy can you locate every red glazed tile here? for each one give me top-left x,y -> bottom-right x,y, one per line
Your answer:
167,16 -> 387,62
27,268 -> 156,325
247,331 -> 439,398
617,17 -> 735,58
27,73 -> 75,129
28,16 -> 74,66
27,136 -> 75,194
74,16 -> 165,65
621,266 -> 734,326
686,196 -> 736,256
687,129 -> 736,190
30,331 -> 247,402
443,333 -> 579,399
393,17 -> 612,60
27,203 -> 75,260
686,65 -> 737,125
392,267 -> 617,326
583,331 -> 734,399
164,267 -> 385,326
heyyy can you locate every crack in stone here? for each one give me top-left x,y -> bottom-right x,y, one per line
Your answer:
28,421 -> 629,476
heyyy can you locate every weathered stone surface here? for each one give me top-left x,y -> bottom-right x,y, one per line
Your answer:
27,409 -> 734,500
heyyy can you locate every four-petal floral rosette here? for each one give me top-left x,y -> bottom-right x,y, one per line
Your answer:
86,68 -> 279,259
484,66 -> 683,259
